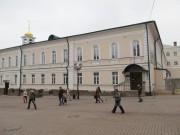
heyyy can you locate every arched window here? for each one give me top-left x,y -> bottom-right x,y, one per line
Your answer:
93,45 -> 99,60
132,40 -> 140,56
111,43 -> 118,59
24,55 -> 26,66
64,49 -> 68,63
32,53 -> 35,65
42,52 -> 45,64
52,51 -> 56,63
8,57 -> 11,67
77,47 -> 82,61
2,58 -> 4,67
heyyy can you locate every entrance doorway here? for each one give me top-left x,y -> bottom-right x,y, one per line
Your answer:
123,64 -> 145,90
130,72 -> 142,90
4,82 -> 9,95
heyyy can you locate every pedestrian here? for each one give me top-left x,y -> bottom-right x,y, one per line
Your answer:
58,87 -> 64,106
137,84 -> 143,102
23,90 -> 27,103
94,88 -> 100,103
27,90 -> 37,110
112,89 -> 125,114
97,87 -> 103,102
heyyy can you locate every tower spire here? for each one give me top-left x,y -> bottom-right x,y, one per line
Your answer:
28,20 -> 31,32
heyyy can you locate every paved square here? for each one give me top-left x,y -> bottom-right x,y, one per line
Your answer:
0,95 -> 180,135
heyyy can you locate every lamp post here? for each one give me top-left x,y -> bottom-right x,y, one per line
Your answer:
74,63 -> 82,99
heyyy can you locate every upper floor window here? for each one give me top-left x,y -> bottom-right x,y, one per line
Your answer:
24,55 -> 27,66
132,40 -> 140,56
93,72 -> 99,84
167,62 -> 170,66
42,52 -> 45,64
166,52 -> 170,56
16,56 -> 18,66
63,73 -> 68,84
8,57 -> 11,67
111,43 -> 118,59
174,52 -> 177,56
93,45 -> 99,60
174,61 -> 178,65
2,58 -> 4,68
52,51 -> 56,64
77,47 -> 82,61
112,72 -> 118,85
64,49 -> 68,63
32,53 -> 35,65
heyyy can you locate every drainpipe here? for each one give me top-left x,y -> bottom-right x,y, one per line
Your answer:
145,23 -> 152,96
18,46 -> 22,96
161,48 -> 163,68
66,38 -> 70,89
154,38 -> 160,69
154,38 -> 160,94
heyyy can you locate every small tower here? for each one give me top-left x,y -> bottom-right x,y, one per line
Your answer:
21,21 -> 36,44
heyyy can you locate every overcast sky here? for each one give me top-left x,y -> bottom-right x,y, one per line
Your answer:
0,0 -> 180,50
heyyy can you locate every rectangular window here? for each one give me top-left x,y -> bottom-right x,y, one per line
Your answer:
15,75 -> 17,84
174,61 -> 178,65
16,56 -> 18,66
32,74 -> 35,84
63,73 -> 68,84
52,74 -> 55,84
41,74 -> 45,84
112,72 -> 118,85
174,52 -> 177,56
23,75 -> 26,84
78,73 -> 82,84
93,72 -> 99,84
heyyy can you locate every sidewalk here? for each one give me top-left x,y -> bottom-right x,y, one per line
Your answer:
0,95 -> 180,135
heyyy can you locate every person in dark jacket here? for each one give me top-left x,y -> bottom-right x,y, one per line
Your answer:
137,84 -> 143,102
112,89 -> 125,114
27,90 -> 37,110
58,87 -> 64,106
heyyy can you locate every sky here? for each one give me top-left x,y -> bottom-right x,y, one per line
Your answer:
0,0 -> 180,50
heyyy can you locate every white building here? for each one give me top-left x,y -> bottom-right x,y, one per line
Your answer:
0,21 -> 168,96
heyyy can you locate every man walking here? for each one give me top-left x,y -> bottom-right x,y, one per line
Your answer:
137,84 -> 143,102
27,90 -> 37,110
112,89 -> 125,114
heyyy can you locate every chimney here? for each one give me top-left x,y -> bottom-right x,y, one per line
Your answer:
173,41 -> 177,46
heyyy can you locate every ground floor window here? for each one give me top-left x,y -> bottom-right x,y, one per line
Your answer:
93,72 -> 99,84
112,72 -> 118,84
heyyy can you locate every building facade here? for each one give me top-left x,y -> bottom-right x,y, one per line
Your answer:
0,21 -> 168,96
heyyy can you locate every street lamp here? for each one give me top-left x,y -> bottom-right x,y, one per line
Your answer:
74,63 -> 82,99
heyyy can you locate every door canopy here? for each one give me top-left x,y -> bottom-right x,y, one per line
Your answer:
123,64 -> 147,73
